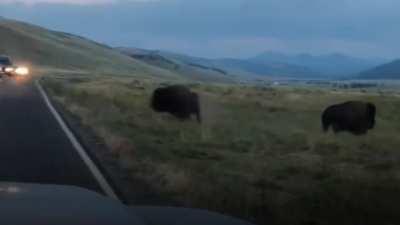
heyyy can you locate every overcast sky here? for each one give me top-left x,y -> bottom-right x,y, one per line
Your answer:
0,0 -> 398,59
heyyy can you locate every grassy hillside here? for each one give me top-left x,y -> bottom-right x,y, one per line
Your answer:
159,50 -> 321,79
116,47 -> 235,83
0,18 -> 181,79
117,47 -> 323,80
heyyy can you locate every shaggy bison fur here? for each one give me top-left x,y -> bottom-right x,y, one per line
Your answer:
322,101 -> 376,135
151,85 -> 201,123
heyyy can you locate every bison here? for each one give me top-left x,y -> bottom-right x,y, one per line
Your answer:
322,101 -> 376,135
151,85 -> 201,123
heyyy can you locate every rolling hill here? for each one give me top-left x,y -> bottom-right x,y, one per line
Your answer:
1,17 -> 388,82
118,48 -> 323,79
358,59 -> 400,79
119,48 -> 387,80
214,57 -> 320,78
0,17 -> 183,80
116,47 -> 234,82
158,50 -> 324,78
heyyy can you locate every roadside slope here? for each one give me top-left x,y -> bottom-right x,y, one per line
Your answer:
0,18 -> 180,79
116,47 -> 236,83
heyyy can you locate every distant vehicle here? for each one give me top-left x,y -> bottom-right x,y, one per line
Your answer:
0,55 -> 13,75
0,55 -> 29,76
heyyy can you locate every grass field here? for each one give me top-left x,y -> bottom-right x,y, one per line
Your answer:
43,75 -> 400,225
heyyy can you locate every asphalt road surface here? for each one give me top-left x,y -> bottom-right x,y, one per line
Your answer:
0,79 -> 102,193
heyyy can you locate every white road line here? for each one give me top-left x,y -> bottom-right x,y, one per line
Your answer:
35,80 -> 120,201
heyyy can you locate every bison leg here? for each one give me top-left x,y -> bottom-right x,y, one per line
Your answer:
332,123 -> 341,133
322,121 -> 330,132
195,111 -> 202,123
180,129 -> 186,141
352,128 -> 368,136
350,122 -> 369,135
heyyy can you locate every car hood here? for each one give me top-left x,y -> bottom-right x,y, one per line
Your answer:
0,182 -> 255,225
0,182 -> 146,225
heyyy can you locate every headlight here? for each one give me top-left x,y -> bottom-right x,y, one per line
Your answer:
15,67 -> 29,76
4,67 -> 14,73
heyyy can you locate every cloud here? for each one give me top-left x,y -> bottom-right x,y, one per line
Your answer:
1,0 -> 399,58
0,0 -> 158,5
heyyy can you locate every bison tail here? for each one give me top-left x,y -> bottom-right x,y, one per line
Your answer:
323,122 -> 330,132
367,103 -> 376,129
322,112 -> 330,132
196,111 -> 202,123
150,90 -> 164,112
192,93 -> 202,123
150,93 -> 159,111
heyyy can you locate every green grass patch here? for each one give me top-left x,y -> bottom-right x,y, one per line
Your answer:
43,76 -> 400,225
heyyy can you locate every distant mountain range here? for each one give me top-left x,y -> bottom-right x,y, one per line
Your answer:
158,50 -> 322,79
250,51 -> 387,78
117,48 -> 388,80
1,16 -> 392,81
358,59 -> 400,79
116,47 -> 235,82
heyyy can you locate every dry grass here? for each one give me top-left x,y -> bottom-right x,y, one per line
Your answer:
42,75 -> 400,225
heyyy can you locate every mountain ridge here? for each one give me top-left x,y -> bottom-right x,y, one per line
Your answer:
249,51 -> 387,77
118,47 -> 387,79
358,59 -> 400,79
118,48 -> 325,79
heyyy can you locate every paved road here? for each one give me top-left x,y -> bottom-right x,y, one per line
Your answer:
0,79 -> 102,193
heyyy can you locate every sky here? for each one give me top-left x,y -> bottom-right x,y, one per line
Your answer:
0,0 -> 398,59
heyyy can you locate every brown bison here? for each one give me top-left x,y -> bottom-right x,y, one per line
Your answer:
322,101 -> 376,135
151,85 -> 201,123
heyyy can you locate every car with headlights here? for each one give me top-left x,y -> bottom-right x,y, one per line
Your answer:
0,55 -> 14,75
0,55 -> 29,76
